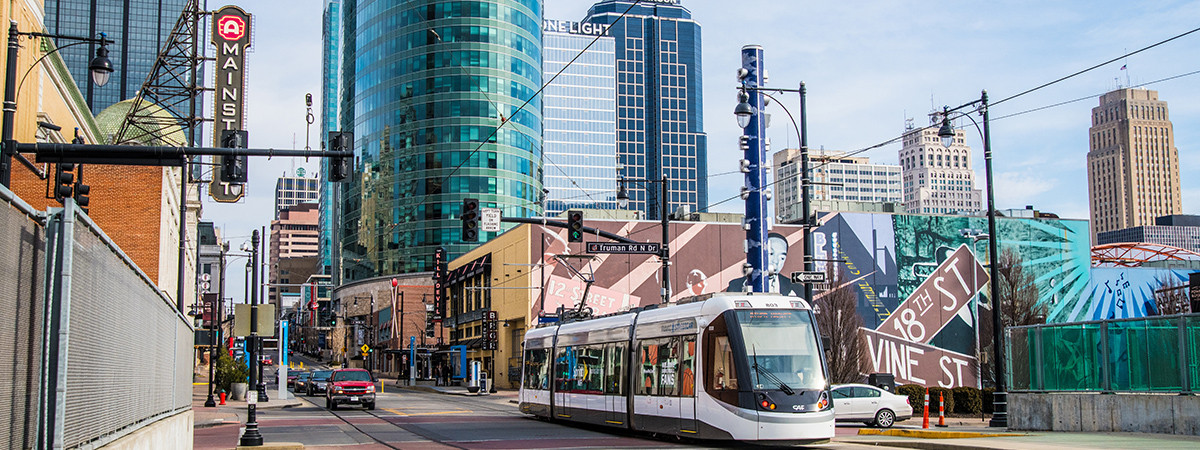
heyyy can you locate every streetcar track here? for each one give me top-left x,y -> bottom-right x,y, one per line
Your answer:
316,388 -> 523,449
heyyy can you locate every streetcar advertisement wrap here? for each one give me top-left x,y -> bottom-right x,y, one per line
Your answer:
525,212 -> 1106,388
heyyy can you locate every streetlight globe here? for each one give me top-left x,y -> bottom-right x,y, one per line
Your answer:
88,42 -> 114,87
734,91 -> 754,129
937,109 -> 956,148
618,197 -> 629,209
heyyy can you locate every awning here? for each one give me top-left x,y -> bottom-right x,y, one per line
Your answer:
447,254 -> 491,285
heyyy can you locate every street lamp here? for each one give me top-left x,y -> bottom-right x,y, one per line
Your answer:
939,91 -> 1006,428
2,22 -> 114,188
616,172 -> 672,304
239,230 -> 264,447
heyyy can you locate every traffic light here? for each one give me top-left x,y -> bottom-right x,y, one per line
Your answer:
567,210 -> 584,242
461,198 -> 480,242
329,131 -> 353,182
53,163 -> 75,202
219,130 -> 248,182
73,181 -> 90,209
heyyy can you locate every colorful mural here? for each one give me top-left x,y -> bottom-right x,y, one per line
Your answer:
519,212 -> 1189,388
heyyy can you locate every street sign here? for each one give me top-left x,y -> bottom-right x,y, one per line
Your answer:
790,271 -> 827,283
586,242 -> 661,254
481,208 -> 501,232
360,344 -> 370,353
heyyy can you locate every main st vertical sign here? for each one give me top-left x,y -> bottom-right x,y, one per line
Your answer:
208,5 -> 252,203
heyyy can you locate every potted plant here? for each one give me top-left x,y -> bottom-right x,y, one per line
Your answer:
215,346 -> 250,400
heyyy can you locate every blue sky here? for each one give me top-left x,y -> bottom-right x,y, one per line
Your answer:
205,0 -> 1200,302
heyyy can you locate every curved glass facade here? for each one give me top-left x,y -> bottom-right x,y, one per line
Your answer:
341,0 -> 543,281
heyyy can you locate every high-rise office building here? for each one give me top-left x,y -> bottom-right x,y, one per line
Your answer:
339,0 -> 543,281
774,148 -> 902,222
542,22 -> 617,216
268,203 -> 320,307
583,0 -> 707,220
899,120 -> 982,215
319,0 -> 341,278
1097,214 -> 1200,254
44,0 -> 190,114
1087,88 -> 1181,240
275,175 -> 319,219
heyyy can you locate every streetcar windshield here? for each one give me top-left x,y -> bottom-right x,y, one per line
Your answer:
735,310 -> 826,390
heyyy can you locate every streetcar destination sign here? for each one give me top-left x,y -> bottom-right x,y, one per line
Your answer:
586,242 -> 661,254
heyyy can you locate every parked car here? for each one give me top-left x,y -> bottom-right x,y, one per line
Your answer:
293,372 -> 312,393
831,383 -> 912,428
325,368 -> 376,410
307,370 -> 333,396
287,369 -> 303,387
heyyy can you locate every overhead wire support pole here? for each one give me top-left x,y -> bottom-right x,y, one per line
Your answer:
800,82 -> 813,302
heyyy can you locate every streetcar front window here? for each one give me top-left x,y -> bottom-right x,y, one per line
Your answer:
735,310 -> 826,391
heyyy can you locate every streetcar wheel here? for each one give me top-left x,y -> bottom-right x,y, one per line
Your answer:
874,409 -> 896,428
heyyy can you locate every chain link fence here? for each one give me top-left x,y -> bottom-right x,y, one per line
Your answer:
0,187 -> 47,449
0,187 -> 192,449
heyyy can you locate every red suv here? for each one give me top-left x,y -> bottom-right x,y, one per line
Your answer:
325,368 -> 376,410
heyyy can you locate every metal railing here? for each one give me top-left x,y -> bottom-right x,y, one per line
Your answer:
1008,313 -> 1200,393
0,186 -> 192,449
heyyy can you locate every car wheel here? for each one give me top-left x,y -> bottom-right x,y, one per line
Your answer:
325,397 -> 331,409
874,409 -> 896,428
366,402 -> 375,411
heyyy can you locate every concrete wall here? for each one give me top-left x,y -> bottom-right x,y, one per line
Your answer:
1010,393 -> 1200,435
99,410 -> 193,450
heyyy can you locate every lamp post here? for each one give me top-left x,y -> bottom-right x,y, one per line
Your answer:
204,242 -> 230,407
616,172 -> 671,304
733,46 -> 813,298
938,91 -> 1005,428
240,230 -> 263,447
2,21 -> 113,187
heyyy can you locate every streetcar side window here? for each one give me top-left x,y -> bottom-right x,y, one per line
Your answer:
604,342 -> 626,395
704,312 -> 740,405
523,348 -> 549,390
580,345 -> 605,393
712,336 -> 737,391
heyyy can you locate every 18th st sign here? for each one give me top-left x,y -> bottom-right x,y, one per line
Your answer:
208,5 -> 252,203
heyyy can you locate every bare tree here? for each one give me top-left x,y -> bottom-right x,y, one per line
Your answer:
1154,275 -> 1191,315
978,247 -> 1046,387
814,268 -> 869,384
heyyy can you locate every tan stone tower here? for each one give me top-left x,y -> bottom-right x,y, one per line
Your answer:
1087,88 -> 1181,241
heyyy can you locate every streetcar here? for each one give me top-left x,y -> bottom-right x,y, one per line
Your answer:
519,293 -> 834,445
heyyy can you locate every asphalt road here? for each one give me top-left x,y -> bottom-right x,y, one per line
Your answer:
195,384 -> 908,449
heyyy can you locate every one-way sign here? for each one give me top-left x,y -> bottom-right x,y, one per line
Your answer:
791,271 -> 827,283
586,242 -> 661,254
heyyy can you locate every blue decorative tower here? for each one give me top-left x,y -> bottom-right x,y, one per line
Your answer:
739,45 -> 768,293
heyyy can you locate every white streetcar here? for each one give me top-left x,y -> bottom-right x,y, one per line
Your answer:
519,293 -> 834,445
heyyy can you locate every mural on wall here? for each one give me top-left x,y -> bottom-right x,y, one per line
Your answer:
1073,267 -> 1194,321
523,212 -> 1115,388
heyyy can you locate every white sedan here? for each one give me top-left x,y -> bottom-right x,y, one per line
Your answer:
831,383 -> 913,428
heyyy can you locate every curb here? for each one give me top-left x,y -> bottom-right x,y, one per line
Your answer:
857,428 -> 1021,439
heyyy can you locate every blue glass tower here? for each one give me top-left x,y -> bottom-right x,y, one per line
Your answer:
583,0 -> 707,220
44,0 -> 190,114
542,27 -> 617,216
339,0 -> 544,281
319,0 -> 341,279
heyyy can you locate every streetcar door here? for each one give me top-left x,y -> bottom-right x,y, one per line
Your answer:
553,345 -> 572,418
605,342 -> 627,426
679,336 -> 698,434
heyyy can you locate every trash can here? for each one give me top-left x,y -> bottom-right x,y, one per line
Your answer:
868,373 -> 896,393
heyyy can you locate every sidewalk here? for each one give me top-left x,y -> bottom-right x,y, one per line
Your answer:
840,418 -> 1200,450
191,365 -> 305,429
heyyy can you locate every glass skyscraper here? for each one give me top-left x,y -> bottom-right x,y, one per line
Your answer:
44,0 -> 190,114
542,27 -> 617,216
319,0 -> 341,278
583,0 -> 706,220
339,0 -> 544,281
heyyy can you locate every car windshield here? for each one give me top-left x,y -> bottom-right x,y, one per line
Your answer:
735,309 -> 827,390
333,370 -> 371,382
312,371 -> 332,381
297,373 -> 310,380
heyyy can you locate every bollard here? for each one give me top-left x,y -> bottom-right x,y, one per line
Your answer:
219,392 -> 227,405
936,392 -> 948,427
922,387 -> 930,429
